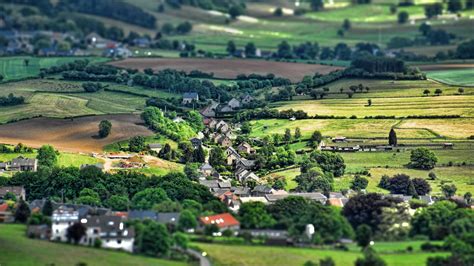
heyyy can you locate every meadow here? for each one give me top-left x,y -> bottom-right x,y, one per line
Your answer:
194,242 -> 449,266
0,151 -> 100,168
0,224 -> 185,266
0,57 -> 108,81
427,69 -> 474,86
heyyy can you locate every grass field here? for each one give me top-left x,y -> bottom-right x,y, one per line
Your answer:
0,151 -> 100,168
0,57 -> 109,81
427,69 -> 474,86
0,224 -> 185,266
194,242 -> 448,266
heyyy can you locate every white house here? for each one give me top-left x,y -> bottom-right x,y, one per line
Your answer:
51,207 -> 79,242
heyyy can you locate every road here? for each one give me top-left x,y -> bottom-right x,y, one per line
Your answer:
186,248 -> 211,266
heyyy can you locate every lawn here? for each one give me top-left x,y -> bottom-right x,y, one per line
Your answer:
194,242 -> 449,266
0,151 -> 101,168
0,224 -> 185,266
427,69 -> 474,86
272,95 -> 474,117
0,57 -> 108,81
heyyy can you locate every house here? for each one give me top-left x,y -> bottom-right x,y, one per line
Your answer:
215,120 -> 230,133
231,187 -> 251,197
190,138 -> 202,148
173,117 -> 185,123
156,212 -> 180,225
128,210 -> 157,221
240,94 -> 254,105
0,186 -> 26,201
199,180 -> 220,190
235,159 -> 255,170
217,191 -> 240,212
201,102 -> 219,117
80,215 -> 135,252
239,229 -> 291,245
235,168 -> 259,183
0,203 -> 13,223
182,92 -> 199,104
237,142 -> 255,154
227,98 -> 241,109
332,136 -> 347,143
199,163 -> 214,176
418,195 -> 435,205
148,143 -> 162,152
252,185 -> 273,197
132,37 -> 151,48
443,143 -> 454,149
239,196 -> 268,204
265,193 -> 327,204
226,147 -> 242,165
217,135 -> 232,147
103,47 -> 132,58
9,157 -> 38,172
218,181 -> 232,189
27,224 -> 51,239
199,213 -> 240,232
51,206 -> 80,242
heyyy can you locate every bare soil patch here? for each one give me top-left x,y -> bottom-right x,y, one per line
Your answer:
0,114 -> 153,153
109,58 -> 343,82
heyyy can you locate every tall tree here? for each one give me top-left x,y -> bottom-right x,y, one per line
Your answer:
98,120 -> 112,138
14,199 -> 31,223
67,222 -> 86,244
37,145 -> 58,168
388,128 -> 397,146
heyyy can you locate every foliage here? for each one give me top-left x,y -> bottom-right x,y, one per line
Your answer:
355,247 -> 387,266
37,145 -> 58,167
129,136 -> 146,152
131,188 -> 169,210
142,107 -> 196,142
14,199 -> 31,223
28,212 -> 51,226
309,151 -> 346,177
66,222 -> 86,244
351,175 -> 369,191
105,195 -> 129,211
356,224 -> 373,248
136,220 -> 173,256
178,210 -> 197,231
0,93 -> 25,106
76,188 -> 101,206
238,202 -> 276,229
410,148 -> 438,170
388,129 -> 397,146
98,120 -> 112,138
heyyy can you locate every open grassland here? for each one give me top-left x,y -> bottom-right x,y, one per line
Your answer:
194,242 -> 448,266
427,69 -> 474,86
0,224 -> 185,266
0,57 -> 108,81
272,95 -> 474,117
398,118 -> 474,139
0,151 -> 100,168
109,58 -> 343,82
0,114 -> 154,153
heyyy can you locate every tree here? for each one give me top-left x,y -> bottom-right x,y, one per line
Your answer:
342,19 -> 351,31
386,174 -> 411,194
173,232 -> 189,249
458,88 -> 464,94
295,127 -> 302,140
241,122 -> 252,134
319,257 -> 336,266
274,7 -> 283,16
67,222 -> 86,244
464,192 -> 472,205
309,151 -> 346,177
158,143 -> 173,160
229,5 -> 243,19
76,188 -> 101,206
106,195 -> 129,211
411,178 -> 431,195
351,175 -> 369,191
226,41 -> 236,55
309,130 -> 323,147
137,221 -> 172,256
347,91 -> 354,98
129,136 -> 145,152
245,42 -> 257,57
98,120 -> 112,138
176,21 -> 192,34
398,11 -> 409,24
193,145 -> 206,163
209,147 -> 226,168
425,3 -> 443,18
239,202 -> 276,229
355,247 -> 387,266
3,192 -> 16,201
310,0 -> 324,11
388,128 -> 397,146
284,128 -> 292,143
37,145 -> 58,168
42,198 -> 53,216
356,224 -> 373,248
423,89 -> 430,96
131,188 -> 169,210
441,184 -> 457,198
178,210 -> 197,231
447,0 -> 463,13
367,99 -> 372,106
428,172 -> 437,180
184,163 -> 200,180
410,147 -> 438,170
14,199 -> 31,223
390,5 -> 398,14
419,22 -> 432,36
434,88 -> 443,96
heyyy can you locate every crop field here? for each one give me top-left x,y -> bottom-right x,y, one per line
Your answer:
427,69 -> 474,86
272,95 -> 474,117
0,57 -> 109,81
194,242 -> 449,266
109,58 -> 343,82
0,224 -> 184,266
0,114 -> 154,153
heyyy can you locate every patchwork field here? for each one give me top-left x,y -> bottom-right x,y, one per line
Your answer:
427,69 -> 474,86
0,224 -> 185,266
109,58 -> 343,82
0,114 -> 154,153
194,242 -> 449,266
0,57 -> 109,81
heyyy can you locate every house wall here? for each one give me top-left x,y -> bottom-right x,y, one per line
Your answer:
102,238 -> 134,253
51,221 -> 75,241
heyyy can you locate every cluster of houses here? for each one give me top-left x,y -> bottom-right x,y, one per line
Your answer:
199,94 -> 255,117
0,157 -> 38,173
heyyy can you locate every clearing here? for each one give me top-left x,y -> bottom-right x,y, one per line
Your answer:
0,114 -> 154,153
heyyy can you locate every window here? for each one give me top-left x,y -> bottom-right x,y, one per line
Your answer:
93,229 -> 99,234
117,240 -> 122,244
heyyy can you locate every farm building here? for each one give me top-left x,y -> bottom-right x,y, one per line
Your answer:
199,213 -> 240,232
0,186 -> 26,201
182,92 -> 199,104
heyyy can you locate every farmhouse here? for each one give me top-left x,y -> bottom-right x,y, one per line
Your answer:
51,206 -> 80,242
7,157 -> 38,172
226,147 -> 241,165
240,94 -> 255,105
0,186 -> 26,201
227,98 -> 241,109
237,142 -> 255,154
182,92 -> 199,104
199,163 -> 214,176
199,213 -> 240,232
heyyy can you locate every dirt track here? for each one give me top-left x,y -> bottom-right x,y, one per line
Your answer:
109,58 -> 343,82
0,114 -> 153,153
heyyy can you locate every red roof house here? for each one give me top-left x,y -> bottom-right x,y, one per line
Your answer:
199,213 -> 240,231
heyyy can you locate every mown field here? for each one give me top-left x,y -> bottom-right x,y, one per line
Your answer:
427,69 -> 474,86
0,151 -> 100,168
0,224 -> 185,266
194,242 -> 449,266
0,57 -> 109,81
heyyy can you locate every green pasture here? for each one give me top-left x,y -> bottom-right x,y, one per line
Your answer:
0,150 -> 101,168
427,69 -> 474,86
0,57 -> 108,81
194,242 -> 449,266
0,224 -> 185,266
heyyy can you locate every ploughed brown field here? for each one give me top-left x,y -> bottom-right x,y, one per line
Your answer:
415,64 -> 474,71
0,114 -> 153,153
109,58 -> 343,82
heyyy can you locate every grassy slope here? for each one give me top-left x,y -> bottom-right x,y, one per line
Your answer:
0,224 -> 185,266
0,152 -> 101,168
194,242 -> 448,266
427,69 -> 474,86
